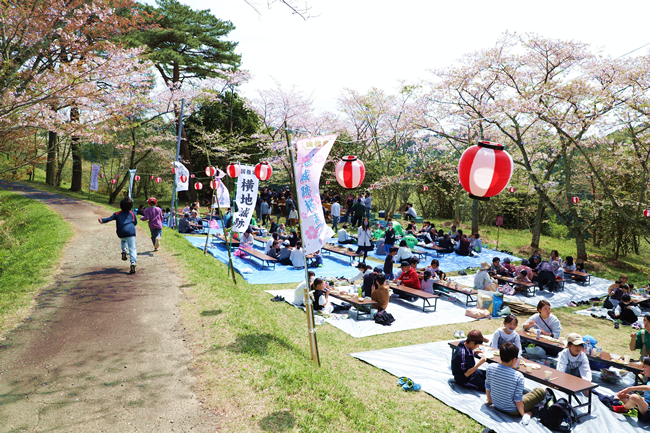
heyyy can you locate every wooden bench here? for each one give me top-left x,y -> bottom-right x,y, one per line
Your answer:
240,247 -> 277,270
563,269 -> 592,285
517,330 -> 644,383
328,290 -> 377,320
433,280 -> 478,306
388,283 -> 438,312
417,243 -> 450,257
448,340 -> 598,417
322,244 -> 364,264
494,275 -> 537,297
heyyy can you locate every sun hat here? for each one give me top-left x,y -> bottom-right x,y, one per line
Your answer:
479,262 -> 490,271
566,333 -> 585,346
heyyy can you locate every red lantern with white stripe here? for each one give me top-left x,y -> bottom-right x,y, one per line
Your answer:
509,187 -> 516,193
423,185 -> 429,191
115,174 -> 120,179
110,179 -> 116,184
226,162 -> 240,178
209,179 -> 218,190
134,175 -> 140,181
194,182 -> 203,191
335,155 -> 365,189
458,141 -> 513,200
205,166 -> 217,177
572,196 -> 579,204
155,177 -> 162,184
326,180 -> 330,185
150,175 -> 155,180
180,175 -> 188,183
172,167 -> 177,174
254,162 -> 272,181
190,174 -> 195,179
99,173 -> 104,179
644,209 -> 650,217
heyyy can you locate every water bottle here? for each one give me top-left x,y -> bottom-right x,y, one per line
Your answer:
358,285 -> 363,299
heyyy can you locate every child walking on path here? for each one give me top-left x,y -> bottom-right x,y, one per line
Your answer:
98,197 -> 138,274
141,197 -> 164,251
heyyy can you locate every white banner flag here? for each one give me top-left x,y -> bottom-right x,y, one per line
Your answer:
293,134 -> 338,255
128,169 -> 137,199
173,161 -> 190,192
90,164 -> 100,191
232,165 -> 258,233
212,179 -> 231,209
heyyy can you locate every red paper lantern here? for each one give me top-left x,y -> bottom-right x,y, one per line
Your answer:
205,166 -> 217,177
458,140 -> 513,200
194,182 -> 203,191
254,161 -> 272,181
115,174 -> 120,179
172,167 -> 177,174
572,196 -> 579,204
110,179 -> 116,184
326,180 -> 330,185
226,162 -> 240,178
644,209 -> 650,217
150,175 -> 155,180
209,179 -> 218,190
134,175 -> 141,181
180,175 -> 188,183
423,186 -> 428,191
99,173 -> 104,178
335,155 -> 365,189
509,187 -> 516,193
190,174 -> 195,179
155,177 -> 162,184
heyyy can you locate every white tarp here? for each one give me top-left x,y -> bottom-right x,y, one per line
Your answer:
351,340 -> 647,432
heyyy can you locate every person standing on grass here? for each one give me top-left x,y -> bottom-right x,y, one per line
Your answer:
363,191 -> 372,219
330,199 -> 341,232
98,197 -> 138,274
140,197 -> 163,251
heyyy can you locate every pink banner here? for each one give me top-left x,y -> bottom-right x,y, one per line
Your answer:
293,134 -> 338,255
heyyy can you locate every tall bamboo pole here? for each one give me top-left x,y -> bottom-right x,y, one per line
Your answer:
285,122 -> 320,366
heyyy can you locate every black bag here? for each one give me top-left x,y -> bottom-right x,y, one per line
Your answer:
538,389 -> 579,431
603,296 -> 613,309
374,310 -> 395,326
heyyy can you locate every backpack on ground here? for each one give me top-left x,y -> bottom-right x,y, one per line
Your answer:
537,388 -> 579,431
375,310 -> 395,326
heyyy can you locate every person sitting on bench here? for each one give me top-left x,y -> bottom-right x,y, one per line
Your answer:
178,213 -> 195,234
397,261 -> 420,290
278,240 -> 293,266
616,357 -> 650,425
394,240 -> 413,263
290,241 -> 305,269
451,330 -> 488,391
338,225 -> 354,244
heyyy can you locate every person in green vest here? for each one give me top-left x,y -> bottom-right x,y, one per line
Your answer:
352,199 -> 366,226
403,232 -> 418,249
391,220 -> 405,236
373,223 -> 385,240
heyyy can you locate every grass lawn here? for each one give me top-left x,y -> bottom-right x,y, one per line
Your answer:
3,179 -> 645,432
0,189 -> 72,335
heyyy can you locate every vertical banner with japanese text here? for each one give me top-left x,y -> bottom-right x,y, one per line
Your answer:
232,165 -> 258,233
128,169 -> 137,199
90,164 -> 101,191
212,178 -> 231,209
293,134 -> 338,255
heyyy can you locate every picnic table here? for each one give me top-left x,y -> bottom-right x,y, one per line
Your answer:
563,269 -> 592,286
494,275 -> 537,297
388,282 -> 438,312
240,247 -> 277,270
517,330 -> 644,383
433,280 -> 477,306
322,244 -> 364,264
213,234 -> 240,249
417,243 -> 450,257
448,340 -> 598,417
327,289 -> 377,320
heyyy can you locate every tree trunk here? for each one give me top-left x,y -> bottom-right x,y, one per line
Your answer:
453,187 -> 462,225
530,200 -> 546,248
562,148 -> 588,261
46,131 -> 57,185
70,107 -> 82,192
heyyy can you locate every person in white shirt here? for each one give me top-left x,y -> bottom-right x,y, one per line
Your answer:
405,204 -> 417,221
265,232 -> 279,254
523,300 -> 562,338
240,229 -> 254,248
474,262 -> 494,290
557,333 -> 592,383
357,220 -> 373,261
293,271 -> 315,306
394,240 -> 413,263
330,200 -> 341,232
363,192 -> 372,219
348,262 -> 372,283
338,225 -> 354,244
290,241 -> 305,269
490,315 -> 522,352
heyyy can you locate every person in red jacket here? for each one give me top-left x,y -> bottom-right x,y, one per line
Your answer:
397,261 -> 420,290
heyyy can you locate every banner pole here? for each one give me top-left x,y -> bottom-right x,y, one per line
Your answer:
286,123 -> 320,367
170,98 -> 185,229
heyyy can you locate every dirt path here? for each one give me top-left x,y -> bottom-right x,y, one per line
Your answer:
0,182 -> 219,432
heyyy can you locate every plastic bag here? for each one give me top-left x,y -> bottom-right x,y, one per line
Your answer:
492,293 -> 504,317
525,345 -> 547,358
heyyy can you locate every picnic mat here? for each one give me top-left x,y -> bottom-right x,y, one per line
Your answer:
351,339 -> 647,432
575,306 -> 647,327
265,289 -> 476,338
183,236 -> 359,284
448,275 -> 613,308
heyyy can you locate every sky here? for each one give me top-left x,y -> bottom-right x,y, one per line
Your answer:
163,0 -> 650,113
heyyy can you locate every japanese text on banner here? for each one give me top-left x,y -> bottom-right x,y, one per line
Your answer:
232,165 -> 258,233
90,164 -> 101,191
293,134 -> 338,255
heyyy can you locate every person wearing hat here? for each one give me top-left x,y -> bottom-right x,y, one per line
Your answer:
348,262 -> 373,283
397,261 -> 420,290
474,262 -> 494,290
178,212 -> 195,234
451,330 -> 488,392
557,333 -> 592,382
278,240 -> 293,266
140,197 -> 164,251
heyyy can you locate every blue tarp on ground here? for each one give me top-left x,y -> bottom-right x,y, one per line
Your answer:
183,235 -> 359,285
